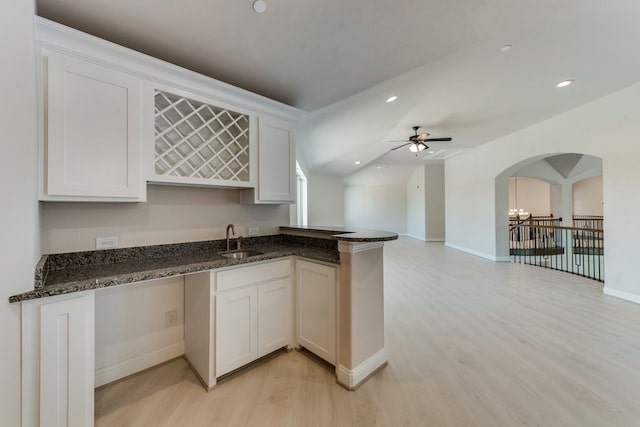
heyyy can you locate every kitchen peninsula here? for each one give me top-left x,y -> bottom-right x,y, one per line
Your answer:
13,17 -> 399,427
283,225 -> 397,391
12,226 -> 397,426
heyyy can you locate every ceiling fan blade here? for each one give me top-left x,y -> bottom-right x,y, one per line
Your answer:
391,142 -> 412,151
423,137 -> 452,142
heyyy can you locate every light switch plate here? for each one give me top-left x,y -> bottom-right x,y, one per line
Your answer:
96,236 -> 119,249
248,227 -> 259,236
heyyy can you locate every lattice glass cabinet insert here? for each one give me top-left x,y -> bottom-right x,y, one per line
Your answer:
154,90 -> 251,182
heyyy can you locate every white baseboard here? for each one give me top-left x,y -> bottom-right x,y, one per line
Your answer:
336,348 -> 386,390
95,342 -> 185,388
401,235 -> 445,243
603,287 -> 640,305
443,242 -> 510,262
444,242 -> 498,261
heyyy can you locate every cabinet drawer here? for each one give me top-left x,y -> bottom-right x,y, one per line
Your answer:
216,259 -> 290,292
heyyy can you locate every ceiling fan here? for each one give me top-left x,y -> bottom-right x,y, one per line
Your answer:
390,126 -> 452,152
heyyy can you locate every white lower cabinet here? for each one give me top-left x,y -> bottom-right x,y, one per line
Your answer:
215,286 -> 259,376
296,259 -> 337,364
257,278 -> 292,356
214,259 -> 291,378
17,257 -> 339,426
22,291 -> 95,427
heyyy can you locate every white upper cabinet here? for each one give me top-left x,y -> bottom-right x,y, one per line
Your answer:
146,85 -> 256,188
36,18 -> 302,201
42,52 -> 144,202
241,116 -> 295,204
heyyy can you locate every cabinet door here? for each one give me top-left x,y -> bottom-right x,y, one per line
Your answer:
296,260 -> 336,364
45,52 -> 142,200
258,278 -> 291,357
21,292 -> 95,427
215,286 -> 258,377
257,117 -> 295,202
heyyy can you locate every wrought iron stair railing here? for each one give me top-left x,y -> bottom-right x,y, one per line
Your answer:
509,222 -> 604,283
573,215 -> 603,230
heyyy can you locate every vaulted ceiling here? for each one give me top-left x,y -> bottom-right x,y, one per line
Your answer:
36,0 -> 640,179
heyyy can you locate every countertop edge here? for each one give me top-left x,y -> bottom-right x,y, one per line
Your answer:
332,235 -> 399,242
13,228 -> 394,303
9,248 -> 338,303
279,226 -> 398,242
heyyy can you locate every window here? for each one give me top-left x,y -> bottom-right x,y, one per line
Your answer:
296,162 -> 307,226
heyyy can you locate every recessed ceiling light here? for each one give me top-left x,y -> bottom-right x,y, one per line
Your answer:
253,0 -> 267,13
386,96 -> 398,103
355,161 -> 361,165
376,166 -> 382,169
556,79 -> 574,88
500,44 -> 512,52
428,150 -> 435,154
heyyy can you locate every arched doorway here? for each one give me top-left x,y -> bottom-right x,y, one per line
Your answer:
495,153 -> 604,281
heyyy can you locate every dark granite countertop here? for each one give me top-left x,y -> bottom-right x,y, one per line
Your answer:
280,225 -> 398,242
9,234 -> 339,303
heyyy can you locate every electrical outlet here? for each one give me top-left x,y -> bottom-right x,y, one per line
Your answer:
96,236 -> 119,249
248,226 -> 259,236
165,310 -> 177,328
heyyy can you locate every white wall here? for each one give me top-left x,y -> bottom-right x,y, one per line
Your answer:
425,163 -> 445,241
406,164 -> 445,241
41,185 -> 290,253
406,167 -> 426,239
40,184 -> 290,382
94,276 -> 185,387
344,185 -> 407,233
508,177 -> 551,216
307,173 -> 345,226
445,80 -> 640,300
0,1 -> 39,425
573,176 -> 603,215
511,155 -> 602,222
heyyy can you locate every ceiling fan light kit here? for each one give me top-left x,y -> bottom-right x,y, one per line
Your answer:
409,143 -> 426,153
390,126 -> 453,152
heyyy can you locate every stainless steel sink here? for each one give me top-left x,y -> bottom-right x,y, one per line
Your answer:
220,250 -> 264,260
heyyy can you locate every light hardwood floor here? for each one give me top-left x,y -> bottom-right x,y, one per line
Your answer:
95,238 -> 640,426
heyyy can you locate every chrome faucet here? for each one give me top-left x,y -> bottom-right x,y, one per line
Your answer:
226,224 -> 235,251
